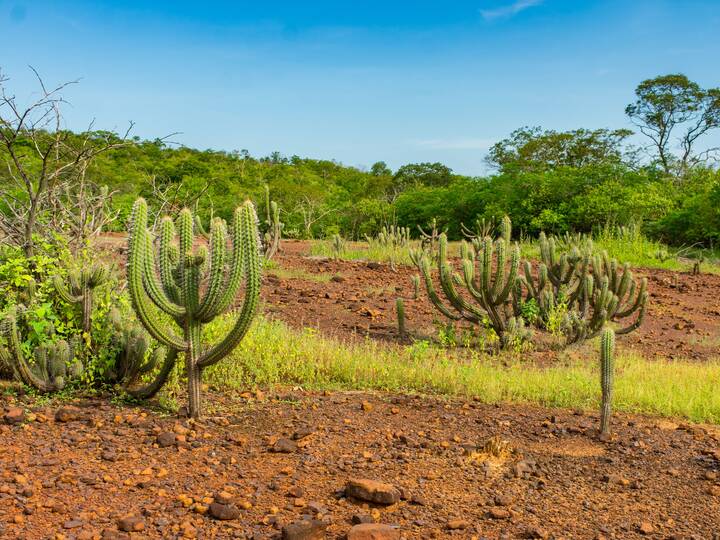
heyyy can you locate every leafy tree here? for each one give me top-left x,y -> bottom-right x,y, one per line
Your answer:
486,126 -> 634,173
626,74 -> 720,175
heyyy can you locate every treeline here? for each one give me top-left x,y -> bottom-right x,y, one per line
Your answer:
87,131 -> 718,247
2,73 -> 720,248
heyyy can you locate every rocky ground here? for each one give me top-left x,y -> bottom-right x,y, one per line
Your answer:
2,391 -> 720,539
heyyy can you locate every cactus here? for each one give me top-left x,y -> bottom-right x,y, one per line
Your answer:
417,218 -> 442,251
412,231 -> 524,348
410,274 -> 421,299
53,264 -> 110,335
562,252 -> 647,344
331,234 -> 346,261
461,216 -> 495,240
261,185 -> 283,260
599,327 -> 615,438
127,197 -> 261,418
0,307 -> 82,392
396,297 -> 406,337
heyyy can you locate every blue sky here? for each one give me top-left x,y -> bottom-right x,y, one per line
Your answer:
2,0 -> 719,175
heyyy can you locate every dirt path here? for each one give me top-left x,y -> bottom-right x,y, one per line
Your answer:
2,392 -> 719,539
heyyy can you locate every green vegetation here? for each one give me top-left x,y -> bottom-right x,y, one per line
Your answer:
204,316 -> 720,424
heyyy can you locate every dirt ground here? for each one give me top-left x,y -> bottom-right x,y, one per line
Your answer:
2,392 -> 719,539
4,237 -> 716,540
264,241 -> 720,362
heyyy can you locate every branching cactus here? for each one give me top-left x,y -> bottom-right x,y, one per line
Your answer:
127,198 -> 261,418
418,218 -> 441,251
461,216 -> 495,240
412,232 -> 525,347
262,185 -> 283,260
0,307 -> 82,392
53,265 -> 110,335
599,327 -> 615,438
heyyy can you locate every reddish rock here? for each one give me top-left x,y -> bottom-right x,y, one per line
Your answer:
3,407 -> 25,425
345,479 -> 400,505
282,519 -> 326,539
347,524 -> 400,540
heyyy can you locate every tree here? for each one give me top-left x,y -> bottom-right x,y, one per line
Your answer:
485,126 -> 634,173
370,161 -> 392,176
389,162 -> 453,199
0,68 -> 131,256
626,74 -> 720,175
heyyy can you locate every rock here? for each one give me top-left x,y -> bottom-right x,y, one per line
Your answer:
638,522 -> 654,535
351,514 -> 374,525
513,460 -> 535,478
345,479 -> 400,505
273,438 -> 299,453
208,502 -> 240,520
63,520 -> 84,529
347,524 -> 400,540
525,525 -> 549,539
55,406 -> 81,423
489,507 -> 510,519
117,516 -> 144,532
4,407 -> 25,425
156,432 -> 176,448
446,519 -> 469,530
282,519 -> 326,540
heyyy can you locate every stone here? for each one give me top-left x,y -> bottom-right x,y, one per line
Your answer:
156,432 -> 177,447
638,522 -> 654,535
345,479 -> 400,505
347,524 -> 400,540
55,406 -> 81,423
446,519 -> 469,530
4,407 -> 25,425
273,438 -> 299,453
117,516 -> 144,532
489,507 -> 510,519
209,502 -> 240,520
281,519 -> 326,540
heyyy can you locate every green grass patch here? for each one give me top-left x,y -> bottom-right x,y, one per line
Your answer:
267,266 -> 338,283
205,315 -> 720,424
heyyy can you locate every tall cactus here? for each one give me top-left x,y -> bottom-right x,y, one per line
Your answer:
599,327 -> 615,438
412,232 -> 525,347
410,274 -> 421,299
331,233 -> 346,261
127,198 -> 261,418
396,297 -> 406,337
262,185 -> 283,260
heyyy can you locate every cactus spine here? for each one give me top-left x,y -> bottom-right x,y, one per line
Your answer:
396,297 -> 406,337
599,327 -> 615,437
127,198 -> 261,418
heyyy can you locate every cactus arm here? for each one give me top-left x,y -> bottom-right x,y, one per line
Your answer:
197,218 -> 229,320
127,199 -> 186,351
198,201 -> 261,367
208,206 -> 247,316
52,276 -> 82,304
417,256 -> 462,321
615,291 -> 648,335
158,217 -> 181,303
142,233 -> 186,318
125,348 -> 178,400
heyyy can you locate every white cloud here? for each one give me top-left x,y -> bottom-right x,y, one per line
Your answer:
479,0 -> 544,20
412,137 -> 495,150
